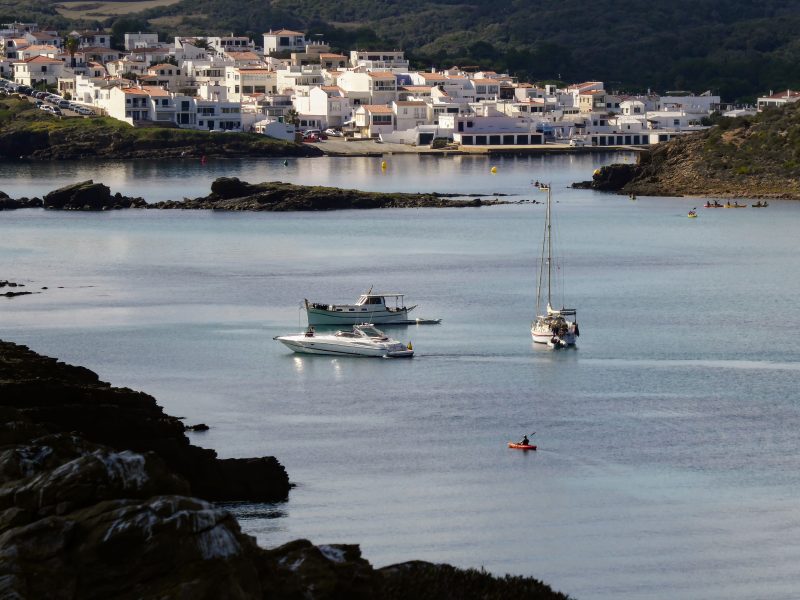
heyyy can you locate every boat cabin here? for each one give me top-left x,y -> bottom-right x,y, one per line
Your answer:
355,293 -> 405,309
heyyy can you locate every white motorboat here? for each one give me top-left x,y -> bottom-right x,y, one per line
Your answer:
274,323 -> 414,358
531,183 -> 580,347
304,291 -> 439,326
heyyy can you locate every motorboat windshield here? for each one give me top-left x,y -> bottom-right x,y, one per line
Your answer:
354,324 -> 389,339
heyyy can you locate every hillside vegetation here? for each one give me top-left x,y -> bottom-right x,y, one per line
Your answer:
0,96 -> 318,159
5,0 -> 800,100
593,102 -> 800,198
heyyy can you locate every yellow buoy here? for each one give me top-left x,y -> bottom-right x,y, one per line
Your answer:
381,160 -> 387,170
593,168 -> 601,176
490,166 -> 497,174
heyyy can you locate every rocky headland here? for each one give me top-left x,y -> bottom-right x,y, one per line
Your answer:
0,97 -> 320,161
574,102 -> 800,198
0,338 -> 571,599
0,177 -> 503,212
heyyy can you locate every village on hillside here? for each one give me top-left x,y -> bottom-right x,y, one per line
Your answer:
2,20 -> 798,149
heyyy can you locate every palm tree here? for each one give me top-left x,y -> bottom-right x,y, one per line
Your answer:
65,36 -> 79,69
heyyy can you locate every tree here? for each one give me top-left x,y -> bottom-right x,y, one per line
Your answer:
65,36 -> 80,69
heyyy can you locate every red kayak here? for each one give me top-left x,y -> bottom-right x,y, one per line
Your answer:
508,442 -> 537,450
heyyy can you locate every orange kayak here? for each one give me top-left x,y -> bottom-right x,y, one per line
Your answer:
508,442 -> 537,450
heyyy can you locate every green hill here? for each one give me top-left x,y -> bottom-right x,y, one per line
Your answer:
590,101 -> 800,198
4,0 -> 800,100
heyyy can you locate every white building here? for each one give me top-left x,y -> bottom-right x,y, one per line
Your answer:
13,55 -> 66,86
349,50 -> 408,70
124,32 -> 159,51
756,89 -> 800,111
263,30 -> 306,55
441,106 -> 544,146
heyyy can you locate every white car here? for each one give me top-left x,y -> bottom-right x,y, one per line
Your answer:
324,128 -> 343,137
568,138 -> 586,147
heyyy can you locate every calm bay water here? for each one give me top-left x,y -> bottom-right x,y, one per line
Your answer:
2,154 -> 799,599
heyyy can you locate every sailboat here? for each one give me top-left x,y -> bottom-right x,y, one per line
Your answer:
530,184 -> 580,348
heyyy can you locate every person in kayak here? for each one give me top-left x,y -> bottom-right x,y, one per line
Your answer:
520,434 -> 530,446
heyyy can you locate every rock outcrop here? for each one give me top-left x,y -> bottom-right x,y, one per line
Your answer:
152,177 -> 496,211
43,180 -> 147,210
574,102 -> 800,198
0,340 -> 290,502
0,339 -> 572,599
0,191 -> 42,210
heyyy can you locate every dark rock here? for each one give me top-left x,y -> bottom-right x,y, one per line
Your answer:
43,180 -> 111,211
186,423 -> 210,431
590,163 -> 638,191
0,340 -> 290,502
0,338 -> 571,600
156,179 -> 510,212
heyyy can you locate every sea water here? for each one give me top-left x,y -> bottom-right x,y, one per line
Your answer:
1,154 -> 799,600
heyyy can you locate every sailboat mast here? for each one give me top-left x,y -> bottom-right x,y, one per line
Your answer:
547,185 -> 552,307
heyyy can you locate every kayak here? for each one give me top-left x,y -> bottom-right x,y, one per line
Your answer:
508,442 -> 537,450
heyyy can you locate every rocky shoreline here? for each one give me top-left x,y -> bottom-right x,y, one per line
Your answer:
573,104 -> 800,199
0,339 -> 571,599
0,177 -> 507,212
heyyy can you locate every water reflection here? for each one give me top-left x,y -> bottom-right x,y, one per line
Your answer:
0,153 -> 633,202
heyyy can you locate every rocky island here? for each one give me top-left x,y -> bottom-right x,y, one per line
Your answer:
0,177 -> 501,211
576,102 -> 800,199
0,338 -> 570,599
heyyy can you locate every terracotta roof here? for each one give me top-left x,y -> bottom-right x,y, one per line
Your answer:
319,53 -> 347,59
23,44 -> 58,52
226,51 -> 260,59
417,72 -> 445,80
765,90 -> 800,99
471,78 -> 499,85
362,104 -> 392,113
367,71 -> 396,79
23,55 -> 62,64
148,63 -> 179,70
395,101 -> 426,106
141,85 -> 170,97
120,87 -> 148,96
265,29 -> 304,36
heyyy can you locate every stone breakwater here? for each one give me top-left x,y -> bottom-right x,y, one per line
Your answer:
0,339 -> 572,599
0,177 -> 504,212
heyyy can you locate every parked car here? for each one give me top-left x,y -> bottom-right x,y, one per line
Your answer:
58,100 -> 71,109
324,128 -> 343,137
303,133 -> 320,142
568,138 -> 586,147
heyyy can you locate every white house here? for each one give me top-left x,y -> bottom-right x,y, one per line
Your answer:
263,30 -> 306,55
276,64 -> 324,94
756,89 -> 800,111
292,85 -> 351,128
225,66 -> 276,102
349,50 -> 408,70
393,100 -> 428,130
13,55 -> 66,86
124,32 -> 159,51
441,106 -> 544,146
336,70 -> 397,105
354,104 -> 394,138
71,30 -> 111,48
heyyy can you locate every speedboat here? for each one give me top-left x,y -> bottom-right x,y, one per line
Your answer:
304,291 -> 440,326
274,323 -> 414,358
